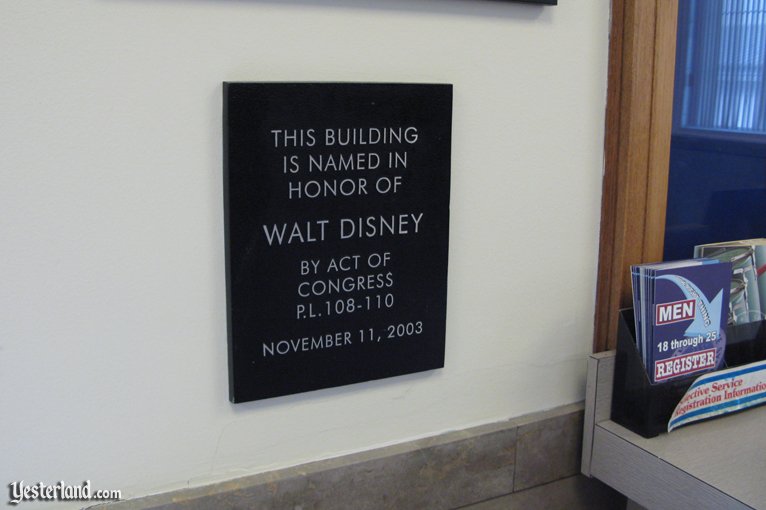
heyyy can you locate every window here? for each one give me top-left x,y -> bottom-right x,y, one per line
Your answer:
664,0 -> 766,262
675,0 -> 766,135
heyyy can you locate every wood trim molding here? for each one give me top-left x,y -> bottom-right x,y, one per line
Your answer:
593,0 -> 679,352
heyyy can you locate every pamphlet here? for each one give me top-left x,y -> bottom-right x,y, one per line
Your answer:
631,259 -> 731,384
668,359 -> 766,432
695,239 -> 766,325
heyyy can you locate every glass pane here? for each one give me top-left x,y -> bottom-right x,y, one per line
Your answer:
664,0 -> 766,262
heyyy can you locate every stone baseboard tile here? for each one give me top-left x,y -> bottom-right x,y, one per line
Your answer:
94,403 -> 593,510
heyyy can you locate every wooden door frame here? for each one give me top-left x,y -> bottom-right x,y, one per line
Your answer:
593,0 -> 679,352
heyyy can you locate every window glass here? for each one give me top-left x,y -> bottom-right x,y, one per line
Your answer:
676,0 -> 766,134
664,0 -> 766,261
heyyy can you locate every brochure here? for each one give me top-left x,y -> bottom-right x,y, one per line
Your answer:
631,259 -> 731,384
695,239 -> 766,325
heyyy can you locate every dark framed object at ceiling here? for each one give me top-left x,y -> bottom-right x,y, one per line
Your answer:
511,0 -> 557,4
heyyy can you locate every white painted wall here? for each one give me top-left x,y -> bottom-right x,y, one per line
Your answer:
0,0 -> 609,505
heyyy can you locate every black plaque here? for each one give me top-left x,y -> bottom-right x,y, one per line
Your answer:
224,83 -> 452,403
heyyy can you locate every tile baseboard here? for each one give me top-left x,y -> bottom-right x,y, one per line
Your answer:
96,403 -> 598,510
